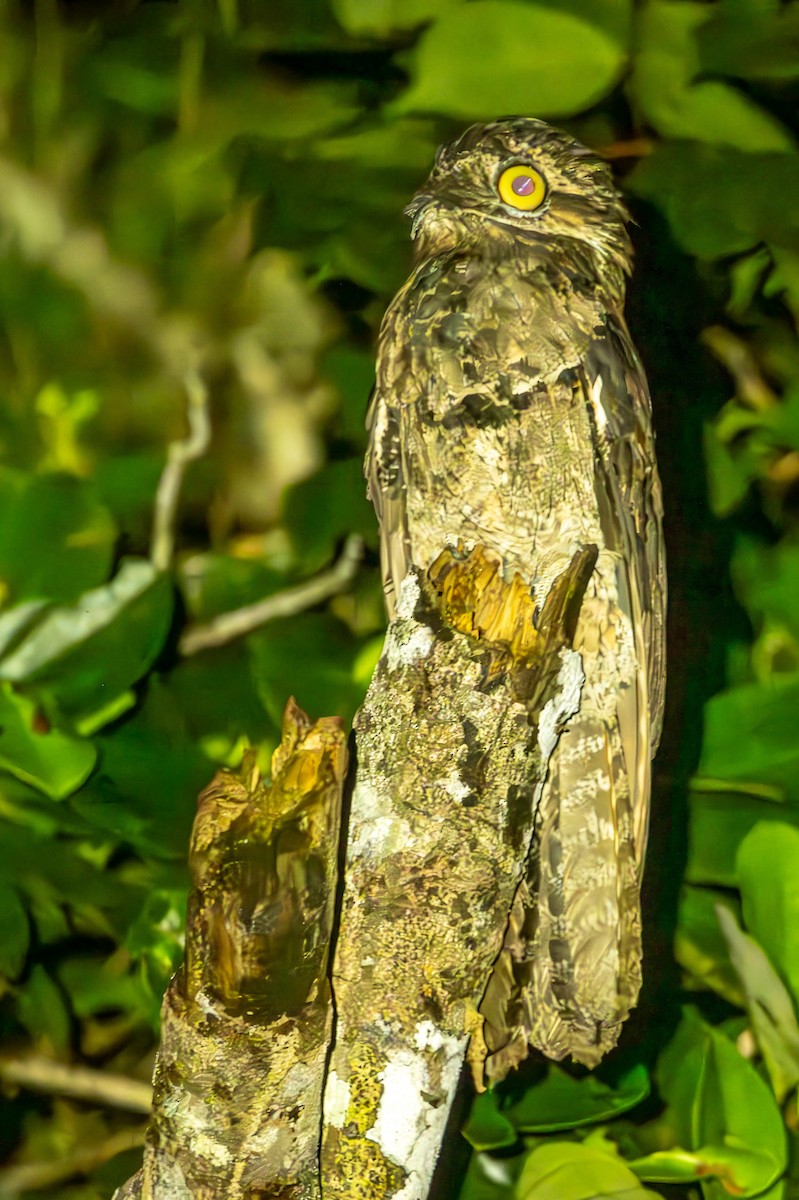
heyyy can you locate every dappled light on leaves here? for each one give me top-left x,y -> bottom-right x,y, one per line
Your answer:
0,0 -> 796,1197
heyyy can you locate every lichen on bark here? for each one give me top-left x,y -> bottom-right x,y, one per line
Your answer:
114,700 -> 347,1200
319,545 -> 596,1200
114,547 -> 595,1200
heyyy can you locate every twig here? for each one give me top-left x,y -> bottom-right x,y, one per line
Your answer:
0,1054 -> 152,1113
702,326 -> 778,412
599,136 -> 655,160
179,534 -> 364,656
150,367 -> 212,571
0,157 -> 161,342
0,1126 -> 146,1197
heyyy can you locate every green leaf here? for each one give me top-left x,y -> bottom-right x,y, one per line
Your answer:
737,822 -> 799,1008
636,1008 -> 786,1197
630,1145 -> 781,1194
463,1089 -> 518,1151
331,0 -> 460,37
0,599 -> 50,660
74,691 -> 137,737
697,675 -> 799,804
241,139 -> 419,293
460,1150 -> 518,1200
0,559 -> 174,718
125,888 -> 186,1006
0,884 -> 29,978
0,822 -> 143,935
16,964 -> 71,1053
629,1 -> 793,152
517,1142 -> 657,1200
73,681 -> 209,859
697,2 -> 799,82
733,537 -> 799,641
325,346 -> 376,447
247,612 -> 366,727
58,955 -> 149,1021
93,452 -> 164,534
716,902 -> 799,1102
532,0 -> 632,43
0,470 -> 116,607
395,2 -> 626,120
629,1148 -> 706,1186
84,18 -> 179,115
726,246 -> 771,319
0,684 -> 96,799
353,634 -> 385,687
703,422 -> 756,517
766,243 -> 799,322
316,119 -> 439,172
159,645 -> 275,761
674,885 -> 745,1004
178,553 -> 289,625
193,77 -> 362,145
627,145 -> 799,261
503,1065 -> 649,1134
686,783 -> 798,887
284,457 -> 376,572
717,386 -> 799,455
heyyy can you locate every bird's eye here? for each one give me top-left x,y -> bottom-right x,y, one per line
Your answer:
497,164 -> 547,212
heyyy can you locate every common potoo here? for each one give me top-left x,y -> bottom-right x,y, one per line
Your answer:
365,119 -> 666,1070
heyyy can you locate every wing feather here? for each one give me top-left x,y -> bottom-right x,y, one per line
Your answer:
581,316 -> 666,863
480,317 -> 665,1076
365,254 -> 666,1076
365,385 -> 410,619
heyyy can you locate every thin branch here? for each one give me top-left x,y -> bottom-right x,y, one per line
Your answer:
0,1126 -> 146,1197
0,1054 -> 152,1113
0,157 -> 162,343
178,533 -> 364,656
599,137 -> 654,160
150,368 -> 212,572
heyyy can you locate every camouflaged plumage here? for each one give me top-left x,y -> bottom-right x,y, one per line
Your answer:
366,118 -> 666,1070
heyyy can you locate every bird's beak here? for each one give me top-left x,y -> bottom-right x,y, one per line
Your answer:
404,193 -> 433,239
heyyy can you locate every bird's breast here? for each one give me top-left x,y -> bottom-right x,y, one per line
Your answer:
402,376 -> 607,602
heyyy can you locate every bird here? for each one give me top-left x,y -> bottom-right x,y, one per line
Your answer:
364,118 -> 666,1071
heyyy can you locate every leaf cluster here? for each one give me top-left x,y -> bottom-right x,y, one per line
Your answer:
0,1 -> 797,1198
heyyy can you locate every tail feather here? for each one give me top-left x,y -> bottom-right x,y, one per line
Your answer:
480,710 -> 642,1079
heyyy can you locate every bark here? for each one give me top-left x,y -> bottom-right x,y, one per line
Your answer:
114,700 -> 347,1200
319,545 -> 595,1200
114,545 -> 594,1200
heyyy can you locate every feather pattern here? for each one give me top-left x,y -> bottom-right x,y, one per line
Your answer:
366,118 -> 665,1072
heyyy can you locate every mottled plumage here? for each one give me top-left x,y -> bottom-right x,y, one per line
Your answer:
366,118 -> 665,1069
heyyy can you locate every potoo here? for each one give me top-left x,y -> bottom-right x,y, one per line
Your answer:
365,119 -> 666,1070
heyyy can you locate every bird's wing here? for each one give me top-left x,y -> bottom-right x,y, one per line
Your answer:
365,261 -> 437,621
581,314 -> 667,842
365,381 -> 409,621
480,314 -> 666,1076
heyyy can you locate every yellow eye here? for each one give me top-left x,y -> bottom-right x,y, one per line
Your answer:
497,164 -> 547,212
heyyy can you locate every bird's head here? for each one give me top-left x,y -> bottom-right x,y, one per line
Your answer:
407,118 -> 632,291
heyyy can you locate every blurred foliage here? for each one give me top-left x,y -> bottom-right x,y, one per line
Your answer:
0,0 -> 797,1197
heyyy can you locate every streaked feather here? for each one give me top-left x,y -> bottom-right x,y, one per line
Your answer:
366,118 -> 666,1073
